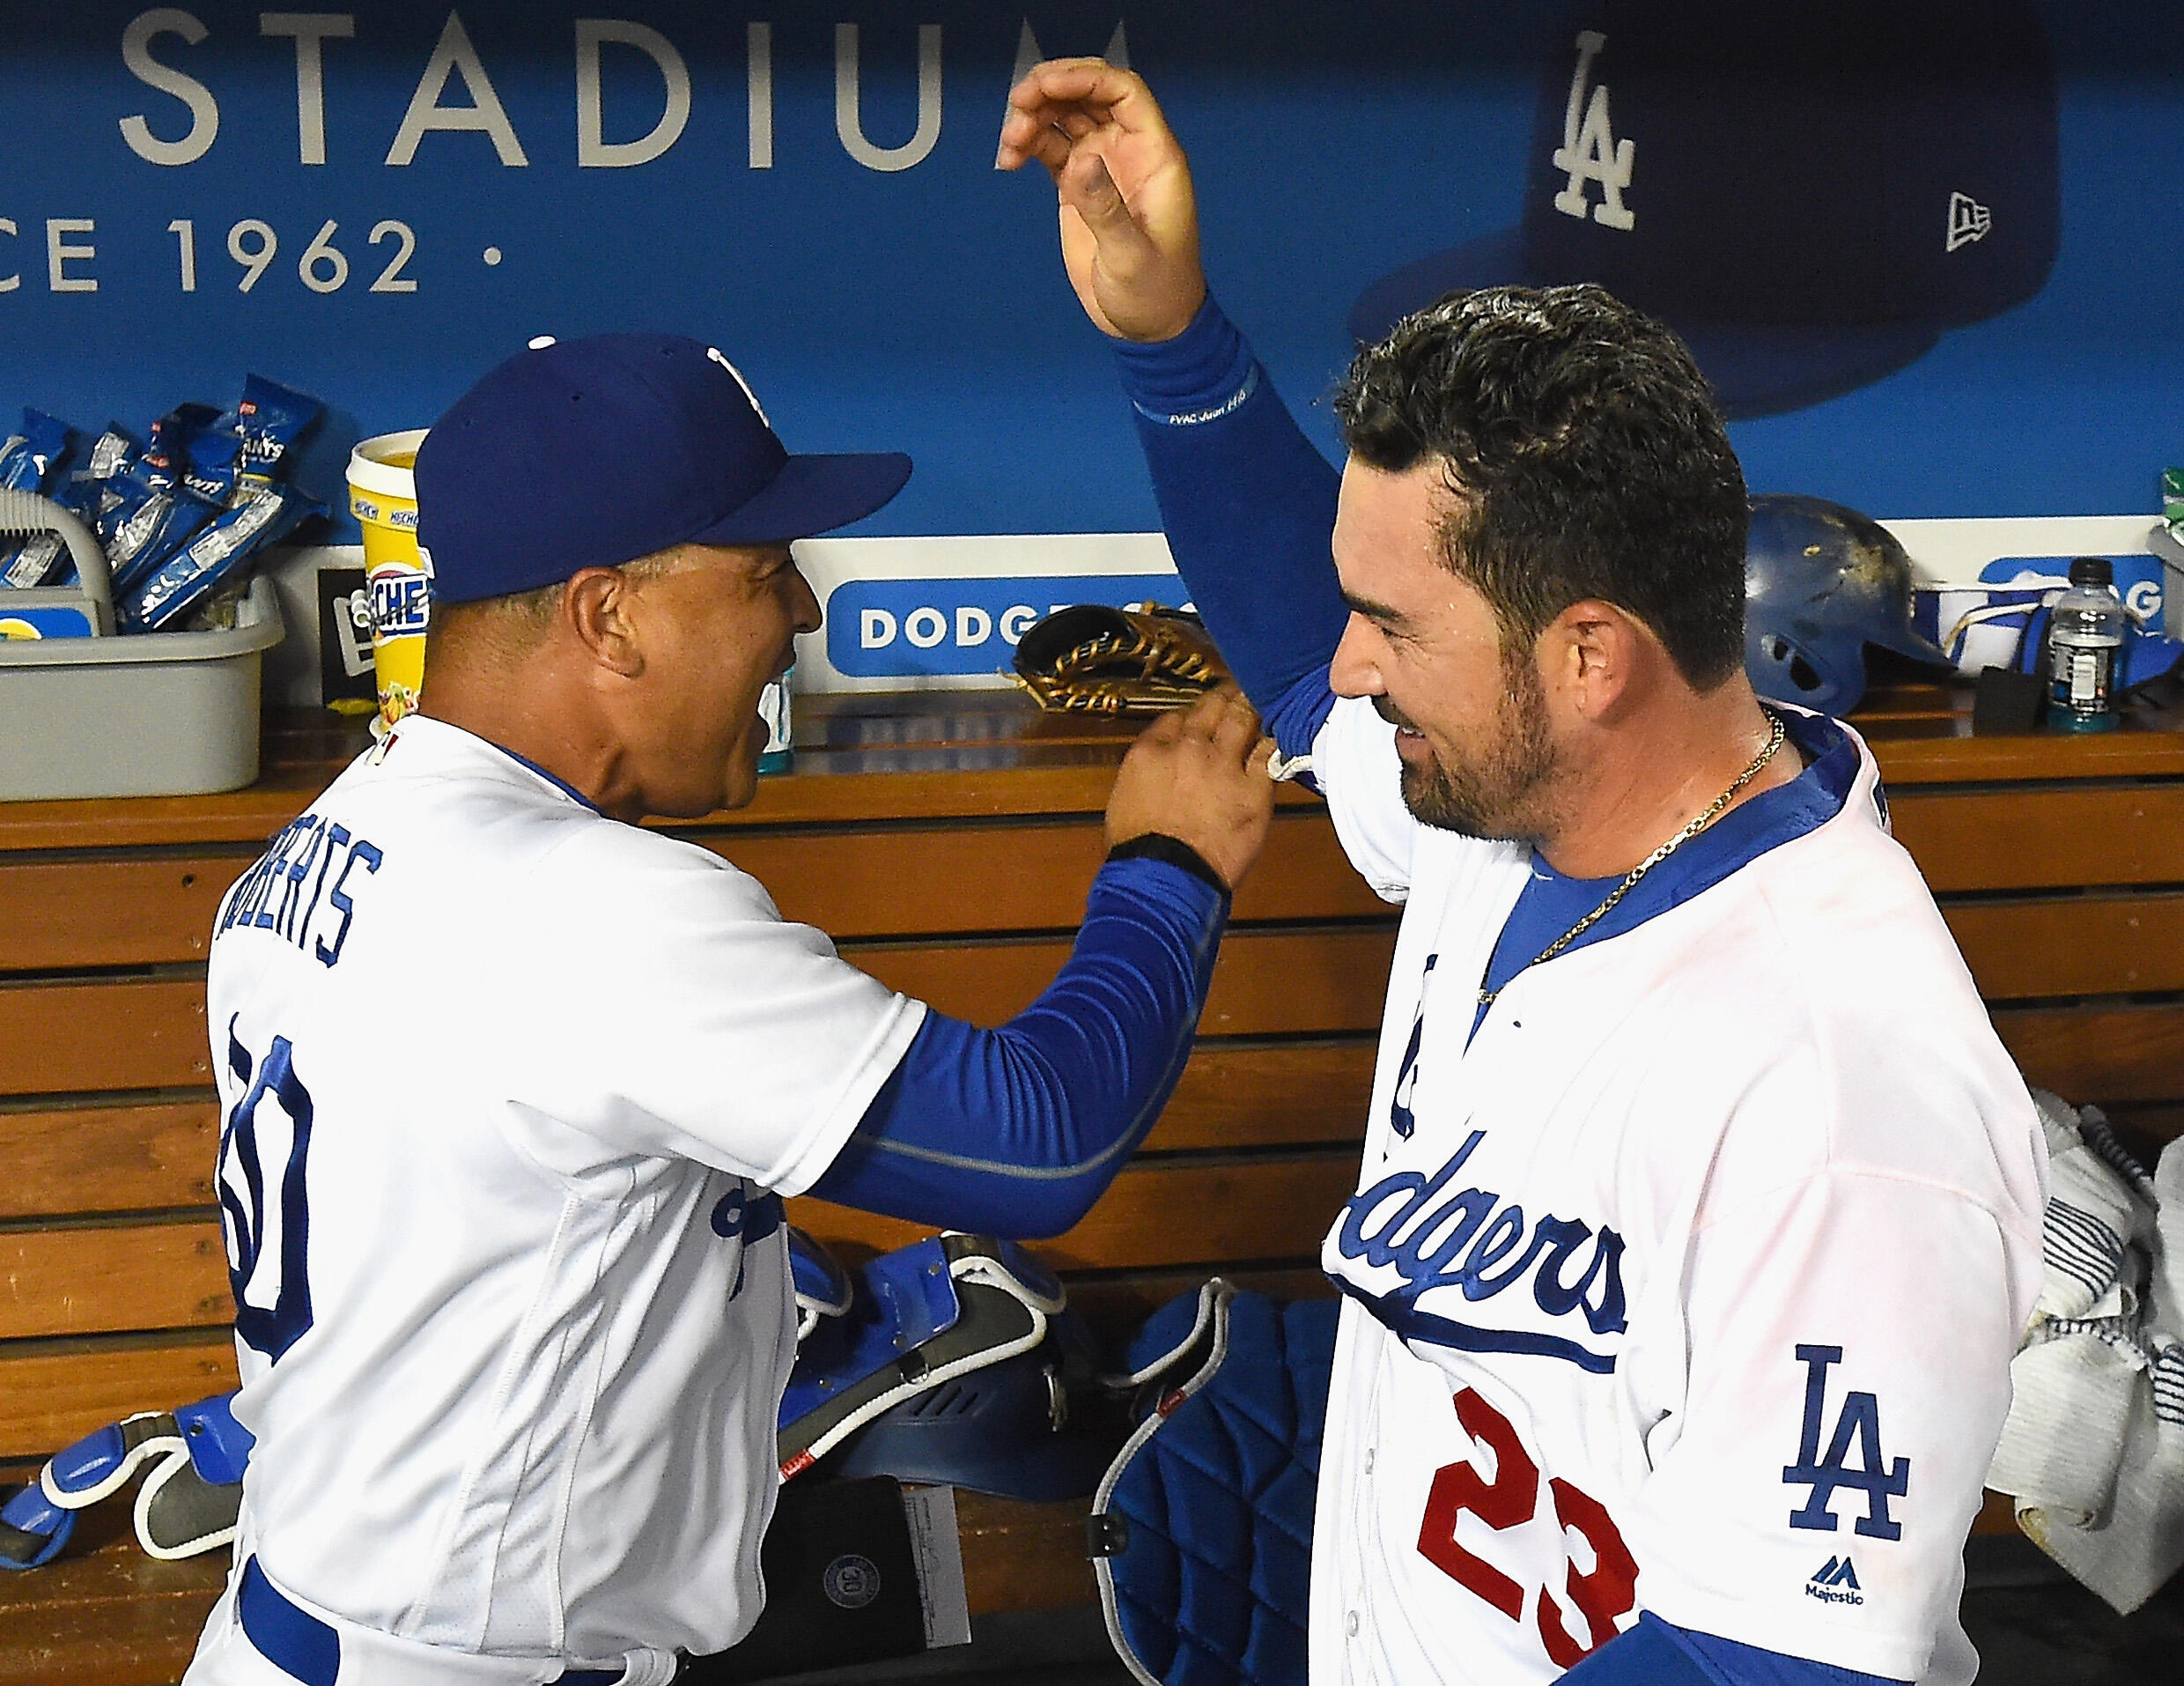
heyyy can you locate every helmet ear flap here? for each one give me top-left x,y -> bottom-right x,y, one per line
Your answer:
1752,631 -> 1841,706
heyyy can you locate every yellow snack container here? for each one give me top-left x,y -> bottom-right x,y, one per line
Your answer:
346,430 -> 431,736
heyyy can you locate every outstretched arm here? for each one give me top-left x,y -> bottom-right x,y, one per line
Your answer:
999,61 -> 1348,751
809,686 -> 1275,1237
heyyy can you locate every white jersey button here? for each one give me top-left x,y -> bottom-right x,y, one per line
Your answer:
1362,1446 -> 1375,1474
1346,1610 -> 1361,1638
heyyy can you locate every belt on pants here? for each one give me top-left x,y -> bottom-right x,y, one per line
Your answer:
238,1556 -> 626,1686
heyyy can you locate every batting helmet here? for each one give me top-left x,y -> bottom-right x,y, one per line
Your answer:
826,1306 -> 1116,1502
1744,494 -> 1954,714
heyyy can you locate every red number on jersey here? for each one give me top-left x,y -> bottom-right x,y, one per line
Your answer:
1414,1387 -> 1640,1665
1415,1387 -> 1538,1620
1537,1476 -> 1642,1668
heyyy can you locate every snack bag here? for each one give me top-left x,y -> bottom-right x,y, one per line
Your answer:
0,409 -> 77,588
119,484 -> 323,632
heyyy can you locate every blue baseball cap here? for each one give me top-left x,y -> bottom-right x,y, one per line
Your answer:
1348,0 -> 2058,419
415,333 -> 911,604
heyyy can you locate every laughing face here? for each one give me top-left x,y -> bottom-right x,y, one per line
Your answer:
622,542 -> 821,817
1327,459 -> 1565,843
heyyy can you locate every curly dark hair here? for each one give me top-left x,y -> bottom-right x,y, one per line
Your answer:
1332,284 -> 1748,691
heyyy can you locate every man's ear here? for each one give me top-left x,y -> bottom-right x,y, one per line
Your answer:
563,568 -> 645,678
1545,599 -> 1649,724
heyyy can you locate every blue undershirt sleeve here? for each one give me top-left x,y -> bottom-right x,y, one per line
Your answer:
808,854 -> 1226,1238
1112,297 -> 1349,730
1561,1614 -> 1908,1686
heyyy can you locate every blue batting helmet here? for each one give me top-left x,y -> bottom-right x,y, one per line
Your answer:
1744,494 -> 1954,714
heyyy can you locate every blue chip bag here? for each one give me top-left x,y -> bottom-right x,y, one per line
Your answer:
119,482 -> 323,632
211,375 -> 321,505
0,409 -> 70,493
103,422 -> 222,600
1,409 -> 82,588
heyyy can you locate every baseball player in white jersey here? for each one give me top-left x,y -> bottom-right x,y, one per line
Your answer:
185,334 -> 1275,1685
999,61 -> 2048,1686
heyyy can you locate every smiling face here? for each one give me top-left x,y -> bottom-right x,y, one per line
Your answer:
619,542 -> 821,817
1327,457 -> 1565,843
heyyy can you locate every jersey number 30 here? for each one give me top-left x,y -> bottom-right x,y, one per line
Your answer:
218,1017 -> 316,1364
1418,1387 -> 1638,1668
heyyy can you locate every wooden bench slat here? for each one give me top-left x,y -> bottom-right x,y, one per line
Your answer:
715,810 -> 1387,938
0,1336 -> 239,1462
852,928 -> 1397,1038
1146,1042 -> 1373,1152
0,981 -> 211,1097
791,1151 -> 1355,1276
0,859 -> 247,973
0,1224 -> 232,1342
1992,1003 -> 2184,1106
0,1044 -> 1369,1220
0,1536 -> 225,1686
0,935 -> 1391,1099
953,1491 -> 1097,1615
1947,894 -> 2184,999
0,1101 -> 218,1219
1893,788 -> 2184,891
0,817 -> 1386,975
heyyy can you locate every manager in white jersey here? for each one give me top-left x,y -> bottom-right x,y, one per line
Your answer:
1000,63 -> 2048,1686
187,333 -> 1274,1686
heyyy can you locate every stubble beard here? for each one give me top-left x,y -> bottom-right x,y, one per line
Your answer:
1391,651 -> 1560,841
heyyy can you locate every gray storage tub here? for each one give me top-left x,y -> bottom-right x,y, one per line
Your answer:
1,490 -> 285,801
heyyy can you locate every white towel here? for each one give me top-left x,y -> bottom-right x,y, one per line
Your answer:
1989,1097 -> 2184,1614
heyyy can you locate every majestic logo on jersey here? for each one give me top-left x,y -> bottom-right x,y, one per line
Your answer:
1945,192 -> 1992,253
1782,1343 -> 1911,1540
1551,31 -> 1636,231
1804,1555 -> 1864,1606
1332,1129 -> 1627,1373
218,1019 -> 316,1363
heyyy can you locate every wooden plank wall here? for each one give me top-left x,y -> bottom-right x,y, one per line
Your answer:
6,767 -> 2182,1480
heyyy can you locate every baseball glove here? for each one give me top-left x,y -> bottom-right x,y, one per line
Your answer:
1012,603 -> 1230,714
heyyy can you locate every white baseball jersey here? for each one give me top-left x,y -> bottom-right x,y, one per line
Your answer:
1305,699 -> 2046,1685
189,715 -> 925,1682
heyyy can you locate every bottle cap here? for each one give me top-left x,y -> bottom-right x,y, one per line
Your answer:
2068,556 -> 2114,587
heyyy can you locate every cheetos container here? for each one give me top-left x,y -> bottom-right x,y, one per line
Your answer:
346,429 -> 431,736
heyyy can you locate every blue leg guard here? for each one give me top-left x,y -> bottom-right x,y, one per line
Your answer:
0,1483 -> 74,1571
41,1411 -> 184,1507
175,1393 -> 255,1486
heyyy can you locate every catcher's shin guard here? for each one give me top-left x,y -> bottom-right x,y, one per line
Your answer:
0,1392 -> 251,1570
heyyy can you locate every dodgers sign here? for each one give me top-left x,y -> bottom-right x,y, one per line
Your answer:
825,570 -> 1187,680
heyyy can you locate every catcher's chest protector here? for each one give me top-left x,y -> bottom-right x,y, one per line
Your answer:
1089,1283 -> 1339,1686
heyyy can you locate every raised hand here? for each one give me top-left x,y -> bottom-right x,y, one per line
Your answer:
996,58 -> 1209,343
1105,684 -> 1277,892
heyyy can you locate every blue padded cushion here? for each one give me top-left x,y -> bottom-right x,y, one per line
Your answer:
1108,1291 -> 1339,1686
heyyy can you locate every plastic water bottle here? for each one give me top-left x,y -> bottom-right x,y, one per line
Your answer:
2045,557 -> 2128,732
757,665 -> 794,773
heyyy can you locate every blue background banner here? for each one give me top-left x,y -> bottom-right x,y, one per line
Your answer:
1,3 -> 2180,544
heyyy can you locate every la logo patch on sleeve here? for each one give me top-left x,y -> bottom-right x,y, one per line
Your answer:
1782,1344 -> 1911,1542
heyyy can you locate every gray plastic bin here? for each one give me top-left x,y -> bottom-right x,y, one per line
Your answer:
1,488 -> 285,800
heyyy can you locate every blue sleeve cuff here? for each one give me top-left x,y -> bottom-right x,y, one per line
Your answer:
1113,294 -> 1259,425
1262,662 -> 1339,769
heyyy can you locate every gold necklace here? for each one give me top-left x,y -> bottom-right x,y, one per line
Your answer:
1477,710 -> 1786,1009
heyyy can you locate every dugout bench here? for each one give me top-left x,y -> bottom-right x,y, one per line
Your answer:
3,682 -> 2181,1684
